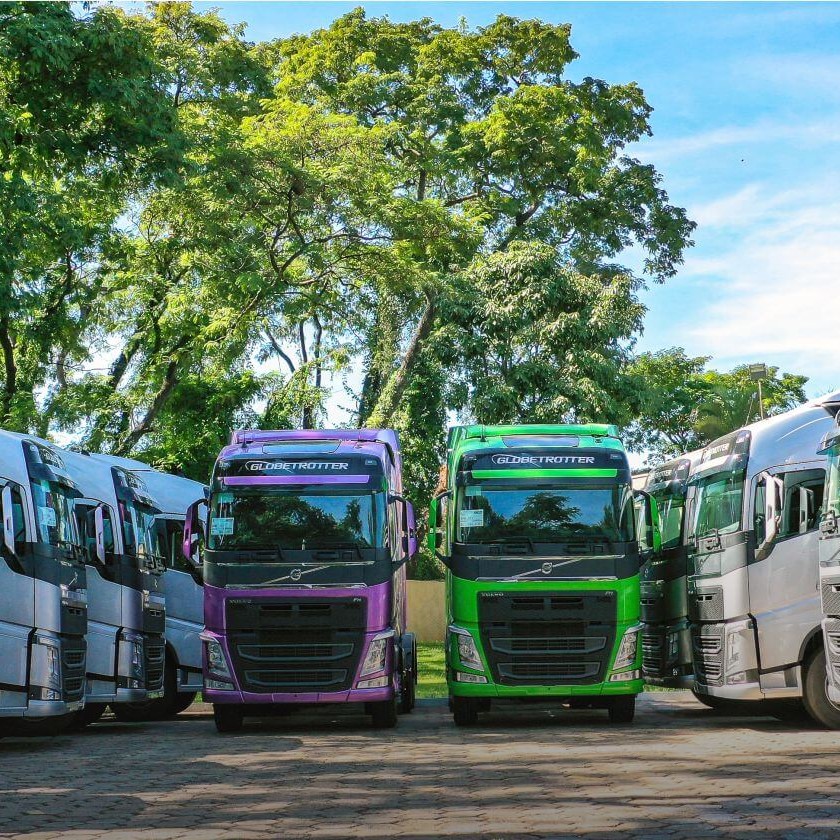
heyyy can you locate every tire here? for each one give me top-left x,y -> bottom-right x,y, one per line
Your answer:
70,703 -> 106,731
172,691 -> 197,715
111,659 -> 180,722
213,704 -> 244,733
371,697 -> 398,729
608,695 -> 636,724
400,637 -> 417,714
802,647 -> 840,729
452,696 -> 479,727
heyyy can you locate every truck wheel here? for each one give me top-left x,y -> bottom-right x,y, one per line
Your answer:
802,647 -> 840,729
70,703 -> 106,731
371,697 -> 398,729
172,691 -> 197,715
213,704 -> 244,733
452,696 -> 479,727
399,672 -> 415,714
608,695 -> 635,724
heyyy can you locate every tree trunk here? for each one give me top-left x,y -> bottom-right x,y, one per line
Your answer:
0,315 -> 17,426
366,294 -> 435,428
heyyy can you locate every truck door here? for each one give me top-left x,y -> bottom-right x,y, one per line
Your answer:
749,466 -> 824,679
161,518 -> 203,676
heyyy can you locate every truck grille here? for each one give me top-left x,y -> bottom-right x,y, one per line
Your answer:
477,591 -> 616,686
145,638 -> 166,693
62,637 -> 86,702
692,623 -> 724,685
225,598 -> 366,694
821,577 -> 840,617
689,587 -> 724,622
824,618 -> 840,680
642,630 -> 665,677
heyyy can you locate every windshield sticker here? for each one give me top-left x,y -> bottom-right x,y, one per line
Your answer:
38,506 -> 57,527
460,509 -> 484,529
211,517 -> 234,536
217,492 -> 234,505
465,485 -> 483,497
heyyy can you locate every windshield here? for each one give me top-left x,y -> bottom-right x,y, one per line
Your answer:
689,470 -> 745,540
120,500 -> 163,561
652,491 -> 686,551
455,484 -> 635,544
208,488 -> 386,552
826,449 -> 840,518
30,479 -> 79,549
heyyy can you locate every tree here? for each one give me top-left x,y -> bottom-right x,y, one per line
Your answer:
626,348 -> 809,463
0,2 -> 180,429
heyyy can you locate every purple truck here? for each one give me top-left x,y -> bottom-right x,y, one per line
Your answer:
183,429 -> 418,731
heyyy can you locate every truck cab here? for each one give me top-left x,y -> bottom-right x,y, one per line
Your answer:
818,416 -> 840,706
188,429 -> 418,732
430,424 -> 656,726
0,432 -> 87,734
687,393 -> 840,726
640,451 -> 701,687
61,449 -> 167,725
91,456 -> 206,720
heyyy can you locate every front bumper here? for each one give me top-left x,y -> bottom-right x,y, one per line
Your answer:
449,679 -> 643,698
202,629 -> 396,705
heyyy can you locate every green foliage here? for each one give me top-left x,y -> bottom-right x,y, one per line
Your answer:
626,348 -> 809,463
2,3 -> 698,512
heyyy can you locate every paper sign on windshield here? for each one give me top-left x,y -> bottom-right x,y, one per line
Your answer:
211,517 -> 234,536
39,506 -> 57,527
459,509 -> 484,529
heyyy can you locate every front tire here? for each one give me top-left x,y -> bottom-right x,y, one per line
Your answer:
452,696 -> 479,727
608,695 -> 635,724
802,647 -> 840,729
70,703 -> 106,731
213,704 -> 244,733
371,697 -> 398,729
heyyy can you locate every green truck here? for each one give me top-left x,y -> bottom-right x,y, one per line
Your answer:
429,424 -> 658,726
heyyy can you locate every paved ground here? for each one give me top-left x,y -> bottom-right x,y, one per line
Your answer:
1,691 -> 840,839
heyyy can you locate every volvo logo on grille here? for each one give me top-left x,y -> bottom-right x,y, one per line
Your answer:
541,562 -> 553,575
290,569 -> 302,581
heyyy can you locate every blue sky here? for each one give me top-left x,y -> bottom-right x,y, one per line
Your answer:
200,1 -> 840,399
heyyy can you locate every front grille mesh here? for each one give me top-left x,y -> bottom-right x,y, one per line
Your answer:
692,623 -> 724,685
821,577 -> 840,617
477,591 -> 617,687
226,598 -> 366,694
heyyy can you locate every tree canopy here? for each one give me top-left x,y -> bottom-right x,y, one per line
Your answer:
7,3 -> 810,579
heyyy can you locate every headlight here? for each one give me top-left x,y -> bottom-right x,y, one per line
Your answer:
667,631 -> 680,660
33,636 -> 61,688
613,625 -> 641,671
724,618 -> 755,679
206,639 -> 232,679
131,640 -> 143,678
360,631 -> 394,677
449,626 -> 483,670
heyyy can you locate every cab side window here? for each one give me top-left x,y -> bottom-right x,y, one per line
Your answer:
164,519 -> 194,574
754,482 -> 766,544
778,469 -> 824,539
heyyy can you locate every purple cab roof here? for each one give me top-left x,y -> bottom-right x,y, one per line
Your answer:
219,429 -> 401,467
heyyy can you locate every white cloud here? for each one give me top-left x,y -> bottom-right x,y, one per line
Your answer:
636,116 -> 840,163
679,178 -> 840,388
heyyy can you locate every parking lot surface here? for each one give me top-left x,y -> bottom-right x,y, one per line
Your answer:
2,691 -> 839,840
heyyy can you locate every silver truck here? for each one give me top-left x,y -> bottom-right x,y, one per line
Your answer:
61,449 -> 166,726
687,392 -> 840,726
818,415 -> 840,706
94,455 -> 205,720
640,450 -> 702,688
0,431 -> 87,734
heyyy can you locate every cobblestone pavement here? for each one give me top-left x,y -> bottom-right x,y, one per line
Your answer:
2,691 -> 840,840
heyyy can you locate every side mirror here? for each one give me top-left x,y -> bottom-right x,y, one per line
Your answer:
182,500 -> 204,568
1,485 -> 17,557
405,501 -> 418,559
94,505 -> 107,564
821,511 -> 839,536
428,490 -> 451,564
756,474 -> 783,560
634,490 -> 661,556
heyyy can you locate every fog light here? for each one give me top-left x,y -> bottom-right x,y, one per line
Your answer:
205,678 -> 234,691
455,672 -> 488,684
609,670 -> 640,682
357,676 -> 389,688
